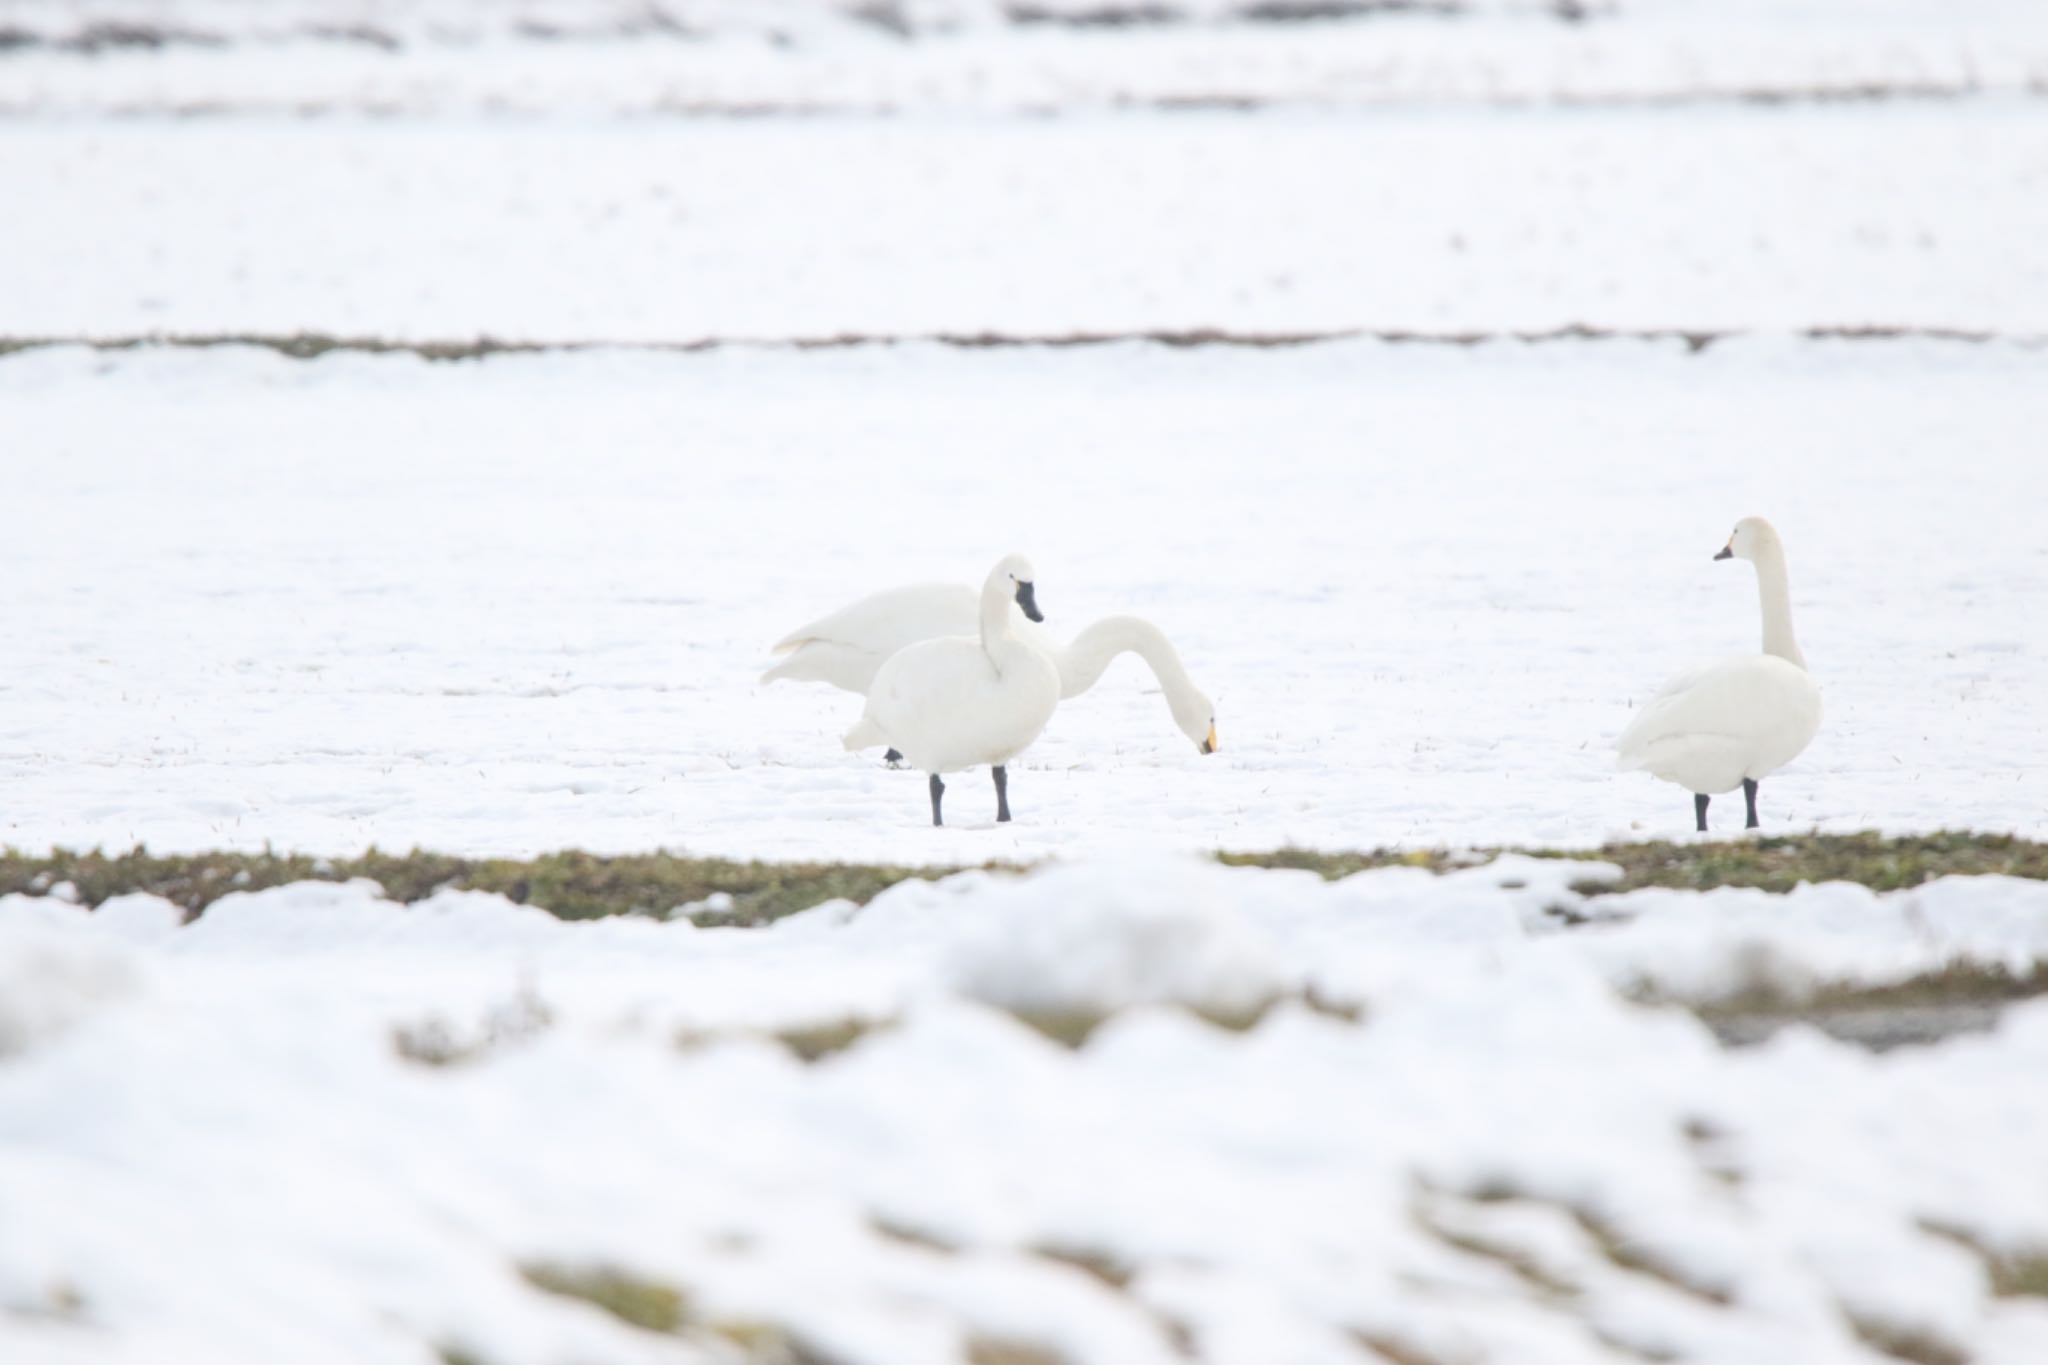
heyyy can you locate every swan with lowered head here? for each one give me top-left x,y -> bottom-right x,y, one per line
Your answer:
843,554 -> 1063,827
1617,516 -> 1823,832
764,582 -> 1218,755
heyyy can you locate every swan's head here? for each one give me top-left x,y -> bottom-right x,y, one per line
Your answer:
1715,516 -> 1781,563
1172,689 -> 1219,755
994,553 -> 1043,623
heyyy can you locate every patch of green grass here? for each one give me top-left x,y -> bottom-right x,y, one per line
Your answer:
1223,831 -> 2048,897
964,1339 -> 1067,1365
772,1017 -> 895,1063
0,845 -> 972,925
869,1216 -> 960,1254
1922,1222 -> 2048,1299
1001,998 -> 1280,1049
8,832 -> 2042,927
1842,1310 -> 1969,1365
519,1263 -> 690,1334
1436,1180 -> 1733,1306
1410,1202 -> 1582,1300
0,332 -> 562,362
1560,830 -> 2048,896
1990,1251 -> 2048,1299
1689,959 -> 2048,1019
1567,1205 -> 1733,1306
996,987 -> 1362,1050
1031,1243 -> 1135,1290
394,985 -> 554,1067
1216,847 -> 1457,880
1349,1331 -> 1454,1365
675,1017 -> 898,1065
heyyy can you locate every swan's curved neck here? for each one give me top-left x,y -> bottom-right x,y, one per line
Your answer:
1054,616 -> 1197,705
979,574 -> 1024,664
1753,543 -> 1805,669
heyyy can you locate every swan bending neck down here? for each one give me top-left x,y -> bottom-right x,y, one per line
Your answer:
763,584 -> 1217,755
1051,615 -> 1216,753
1616,516 -> 1823,833
842,554 -> 1062,827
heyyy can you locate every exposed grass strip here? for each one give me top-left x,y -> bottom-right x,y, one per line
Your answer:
1,324 -> 2043,364
0,844 -> 962,924
7,832 -> 2044,926
1226,830 -> 2048,896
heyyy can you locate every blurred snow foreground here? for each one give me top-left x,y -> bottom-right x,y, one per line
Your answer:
5,856 -> 2048,1364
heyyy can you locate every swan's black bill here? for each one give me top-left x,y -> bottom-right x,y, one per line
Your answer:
1014,580 -> 1044,623
1713,545 -> 1733,560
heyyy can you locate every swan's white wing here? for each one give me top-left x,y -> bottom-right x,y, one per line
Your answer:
764,583 -> 982,691
1615,659 -> 1723,758
1617,655 -> 1821,792
770,583 -> 978,655
767,582 -> 1065,694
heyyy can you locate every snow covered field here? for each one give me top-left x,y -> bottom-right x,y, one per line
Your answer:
7,106 -> 2048,339
7,855 -> 2048,1365
4,336 -> 2045,860
7,3 -> 2048,1362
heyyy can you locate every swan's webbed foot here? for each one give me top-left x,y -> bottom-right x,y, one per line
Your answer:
884,748 -> 905,769
1742,778 -> 1760,829
1693,792 -> 1710,833
929,773 -> 945,827
993,765 -> 1011,823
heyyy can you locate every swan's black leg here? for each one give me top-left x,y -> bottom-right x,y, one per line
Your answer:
884,748 -> 903,767
929,773 -> 945,828
1694,792 -> 1710,833
993,765 -> 1012,823
1743,778 -> 1760,829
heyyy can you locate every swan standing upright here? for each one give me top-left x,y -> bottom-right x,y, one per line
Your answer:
843,555 -> 1062,827
764,583 -> 1218,755
1617,517 -> 1823,832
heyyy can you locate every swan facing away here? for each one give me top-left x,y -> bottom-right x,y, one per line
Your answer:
764,583 -> 1218,755
1617,516 -> 1823,832
843,555 -> 1062,827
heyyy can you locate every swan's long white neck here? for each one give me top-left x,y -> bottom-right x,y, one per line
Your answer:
1054,616 -> 1197,706
1752,541 -> 1805,669
979,571 -> 1033,672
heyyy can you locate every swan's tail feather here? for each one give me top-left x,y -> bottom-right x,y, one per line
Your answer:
843,717 -> 887,752
759,657 -> 797,685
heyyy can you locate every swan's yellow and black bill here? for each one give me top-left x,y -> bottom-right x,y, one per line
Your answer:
1201,723 -> 1219,755
1713,544 -> 1734,560
1014,579 -> 1044,623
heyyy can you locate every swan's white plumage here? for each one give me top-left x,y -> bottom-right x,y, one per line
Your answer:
765,584 -> 1052,693
843,556 -> 1060,777
767,582 -> 1218,752
1616,654 -> 1822,794
1616,515 -> 1822,805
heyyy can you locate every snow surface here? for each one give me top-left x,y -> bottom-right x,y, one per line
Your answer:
7,8 -> 2048,1361
6,107 -> 2048,338
2,337 -> 2044,861
4,856 -> 2048,1365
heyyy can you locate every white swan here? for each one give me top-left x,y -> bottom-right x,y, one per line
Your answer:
842,554 -> 1063,827
1617,516 -> 1823,832
764,583 -> 1218,755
